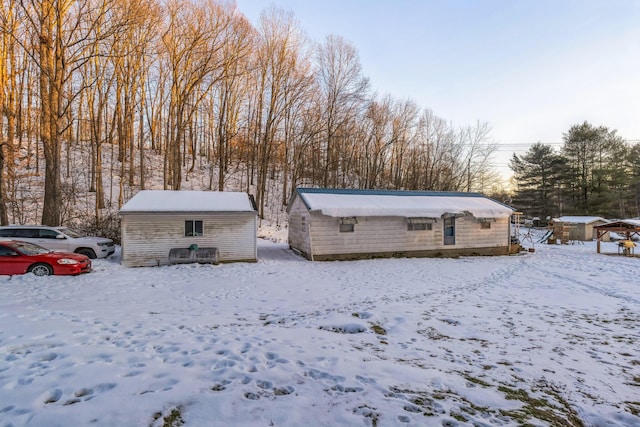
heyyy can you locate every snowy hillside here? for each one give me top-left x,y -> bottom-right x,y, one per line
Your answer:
1,235 -> 639,426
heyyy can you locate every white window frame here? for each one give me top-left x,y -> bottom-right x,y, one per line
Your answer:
407,217 -> 435,231
185,220 -> 204,237
339,217 -> 357,233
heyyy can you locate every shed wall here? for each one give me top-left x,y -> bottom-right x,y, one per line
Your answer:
288,199 -> 510,260
121,213 -> 256,267
287,197 -> 312,256
565,221 -> 609,241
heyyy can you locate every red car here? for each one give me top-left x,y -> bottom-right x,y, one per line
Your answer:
0,240 -> 92,276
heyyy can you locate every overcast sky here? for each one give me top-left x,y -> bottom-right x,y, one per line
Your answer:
235,0 -> 640,175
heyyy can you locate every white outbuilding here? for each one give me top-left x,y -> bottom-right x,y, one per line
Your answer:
554,216 -> 610,241
119,190 -> 257,267
287,188 -> 516,261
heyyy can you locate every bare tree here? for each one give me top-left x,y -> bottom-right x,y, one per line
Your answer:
388,98 -> 419,189
211,9 -> 253,191
17,0 -> 117,225
0,0 -> 19,224
315,34 -> 370,187
252,7 -> 310,217
161,0 -> 233,190
457,121 -> 498,192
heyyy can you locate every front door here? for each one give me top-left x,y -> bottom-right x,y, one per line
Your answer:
444,217 -> 455,245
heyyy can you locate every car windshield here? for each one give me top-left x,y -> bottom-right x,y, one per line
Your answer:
9,241 -> 51,255
58,227 -> 83,238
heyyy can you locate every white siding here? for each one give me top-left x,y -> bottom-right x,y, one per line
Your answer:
307,215 -> 509,257
287,198 -> 312,256
121,213 -> 256,267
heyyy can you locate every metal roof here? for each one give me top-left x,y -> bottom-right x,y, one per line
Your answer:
291,187 -> 514,218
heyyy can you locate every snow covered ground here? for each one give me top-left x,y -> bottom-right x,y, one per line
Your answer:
1,234 -> 639,426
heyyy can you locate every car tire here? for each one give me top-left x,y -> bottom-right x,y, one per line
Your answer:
29,263 -> 53,276
76,248 -> 96,259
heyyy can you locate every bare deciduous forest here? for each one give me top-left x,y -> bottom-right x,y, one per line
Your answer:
3,0 -> 638,236
0,0 -> 502,232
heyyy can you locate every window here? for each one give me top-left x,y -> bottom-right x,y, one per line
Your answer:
408,222 -> 432,231
39,229 -> 61,239
477,218 -> 494,230
407,218 -> 434,231
339,223 -> 354,233
16,229 -> 38,238
339,217 -> 357,233
185,220 -> 203,237
0,246 -> 17,256
301,216 -> 307,232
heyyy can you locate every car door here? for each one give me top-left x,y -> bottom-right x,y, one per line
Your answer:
0,245 -> 29,275
36,228 -> 70,252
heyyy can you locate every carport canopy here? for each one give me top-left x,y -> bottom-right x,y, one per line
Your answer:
594,220 -> 640,253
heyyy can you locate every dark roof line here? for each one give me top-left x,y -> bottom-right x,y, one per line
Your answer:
296,187 -> 485,198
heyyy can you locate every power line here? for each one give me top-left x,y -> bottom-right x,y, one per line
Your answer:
491,139 -> 640,153
494,139 -> 640,148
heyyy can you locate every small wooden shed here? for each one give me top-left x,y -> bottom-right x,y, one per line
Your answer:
119,190 -> 257,267
287,188 -> 516,261
554,216 -> 609,241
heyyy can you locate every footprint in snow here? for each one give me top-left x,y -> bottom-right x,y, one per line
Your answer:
256,380 -> 272,389
273,386 -> 294,396
43,383 -> 116,405
43,389 -> 62,404
331,384 -> 363,393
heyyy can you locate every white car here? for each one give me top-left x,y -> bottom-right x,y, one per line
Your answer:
0,225 -> 115,259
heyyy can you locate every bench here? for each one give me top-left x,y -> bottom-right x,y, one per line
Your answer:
168,246 -> 219,265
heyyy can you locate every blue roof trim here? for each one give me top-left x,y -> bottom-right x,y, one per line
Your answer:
293,187 -> 514,212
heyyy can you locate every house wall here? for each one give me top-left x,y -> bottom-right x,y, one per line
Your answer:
595,224 -> 610,241
287,197 -> 312,257
568,224 -> 587,241
588,222 -> 610,241
121,213 -> 256,267
566,222 -> 609,241
288,195 -> 510,260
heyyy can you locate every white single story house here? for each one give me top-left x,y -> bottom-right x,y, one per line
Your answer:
554,216 -> 610,241
287,188 -> 516,261
119,190 -> 257,267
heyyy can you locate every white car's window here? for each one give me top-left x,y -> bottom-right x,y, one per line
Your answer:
40,229 -> 61,239
58,227 -> 83,238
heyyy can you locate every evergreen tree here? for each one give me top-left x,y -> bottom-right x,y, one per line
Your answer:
561,121 -> 628,216
627,144 -> 640,217
509,142 -> 565,219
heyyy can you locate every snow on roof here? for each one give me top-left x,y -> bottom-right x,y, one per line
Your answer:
120,190 -> 256,213
556,216 -> 608,224
294,188 -> 513,218
594,219 -> 640,228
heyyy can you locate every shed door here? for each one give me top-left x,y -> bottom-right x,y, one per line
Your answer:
444,217 -> 455,245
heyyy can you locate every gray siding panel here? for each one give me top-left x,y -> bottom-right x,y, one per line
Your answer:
121,213 -> 256,267
287,198 -> 312,256
304,214 -> 509,258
